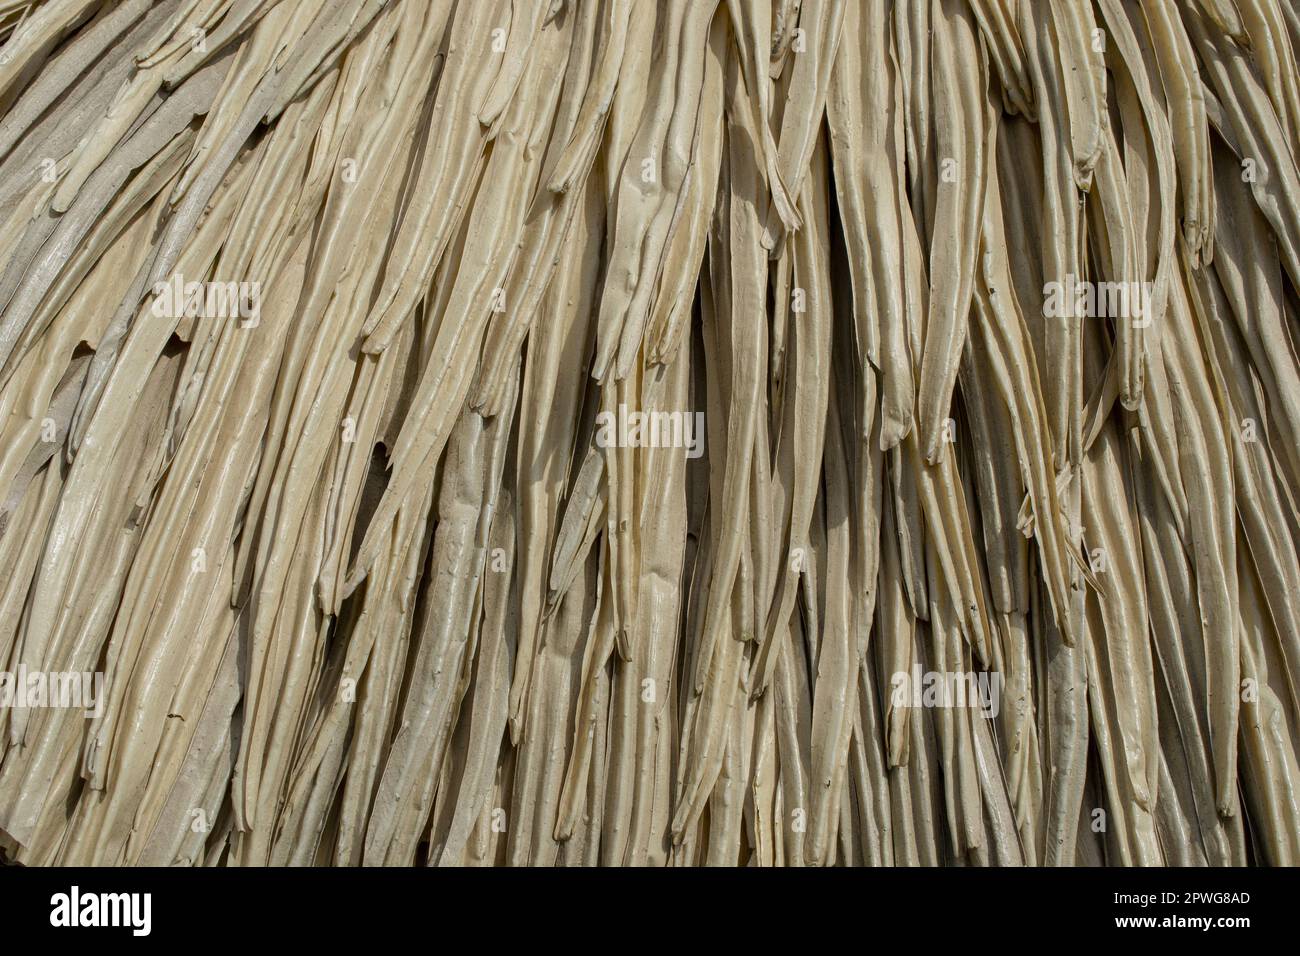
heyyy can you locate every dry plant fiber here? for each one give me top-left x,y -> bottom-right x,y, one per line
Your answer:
0,0 -> 1299,867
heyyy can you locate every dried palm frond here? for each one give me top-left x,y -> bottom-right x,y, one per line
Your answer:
0,0 -> 1297,867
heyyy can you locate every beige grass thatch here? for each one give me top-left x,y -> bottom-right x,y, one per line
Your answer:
0,0 -> 1299,866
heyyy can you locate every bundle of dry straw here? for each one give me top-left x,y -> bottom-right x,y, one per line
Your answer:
0,0 -> 1298,867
